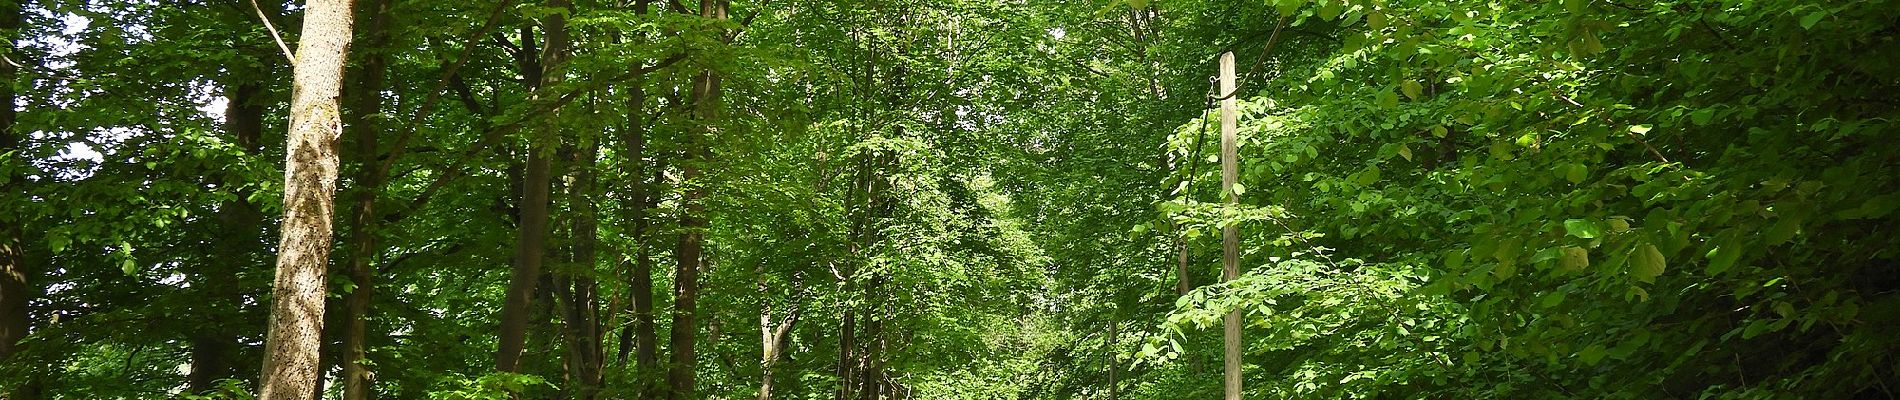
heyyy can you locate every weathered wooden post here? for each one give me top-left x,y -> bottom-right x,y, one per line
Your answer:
1218,50 -> 1242,400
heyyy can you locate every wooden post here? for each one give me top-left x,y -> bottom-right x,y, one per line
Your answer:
1218,51 -> 1242,400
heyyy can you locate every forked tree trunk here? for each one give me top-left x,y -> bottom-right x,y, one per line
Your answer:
756,266 -> 799,400
257,0 -> 354,397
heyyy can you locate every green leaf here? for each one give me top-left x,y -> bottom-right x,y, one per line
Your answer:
1354,165 -> 1382,185
1628,124 -> 1652,134
1377,90 -> 1400,109
1706,241 -> 1742,275
1559,246 -> 1589,272
1401,80 -> 1424,100
1397,144 -> 1413,161
1231,183 -> 1246,196
1800,10 -> 1827,30
1578,344 -> 1607,366
1564,163 -> 1588,184
1690,108 -> 1715,126
1319,1 -> 1342,20
47,232 -> 69,253
1741,319 -> 1773,339
1631,244 -> 1665,283
1765,216 -> 1801,245
1489,141 -> 1514,161
1564,219 -> 1601,239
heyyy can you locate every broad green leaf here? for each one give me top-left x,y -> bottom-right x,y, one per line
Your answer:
1706,242 -> 1742,275
1377,90 -> 1400,109
1564,219 -> 1601,239
1564,163 -> 1587,184
1559,246 -> 1589,271
1401,80 -> 1424,100
47,232 -> 69,253
1800,10 -> 1827,29
1632,244 -> 1665,283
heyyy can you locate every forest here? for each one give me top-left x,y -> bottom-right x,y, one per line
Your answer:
1,0 -> 1897,398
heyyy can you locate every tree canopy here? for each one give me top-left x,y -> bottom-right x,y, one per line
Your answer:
1,0 -> 1896,399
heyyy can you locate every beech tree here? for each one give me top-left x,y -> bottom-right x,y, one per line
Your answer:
0,0 -> 1894,399
256,0 -> 353,398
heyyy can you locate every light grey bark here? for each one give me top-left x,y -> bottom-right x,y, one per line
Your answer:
257,0 -> 354,398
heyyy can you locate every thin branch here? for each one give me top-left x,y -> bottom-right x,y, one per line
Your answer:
374,0 -> 519,178
249,0 -> 296,63
388,52 -> 691,223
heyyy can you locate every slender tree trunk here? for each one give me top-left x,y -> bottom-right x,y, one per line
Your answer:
630,162 -> 663,398
1217,51 -> 1242,400
668,2 -> 725,398
339,0 -> 391,395
1107,317 -> 1119,400
611,25 -> 664,394
667,73 -> 713,400
257,0 -> 354,397
856,312 -> 883,400
191,75 -> 267,395
835,310 -> 855,400
559,130 -> 604,399
496,0 -> 568,374
0,2 -> 39,397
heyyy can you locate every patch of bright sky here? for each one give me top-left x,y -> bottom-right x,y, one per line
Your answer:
25,4 -> 231,179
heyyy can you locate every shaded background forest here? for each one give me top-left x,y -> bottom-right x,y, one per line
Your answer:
1,0 -> 1897,398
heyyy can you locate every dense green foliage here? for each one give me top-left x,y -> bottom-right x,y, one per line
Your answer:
1,0 -> 1896,398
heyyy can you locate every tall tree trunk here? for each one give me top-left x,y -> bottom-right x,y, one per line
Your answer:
560,128 -> 604,399
610,15 -> 664,391
190,74 -> 267,395
257,0 -> 354,397
1,2 -> 39,397
667,2 -> 725,398
835,310 -> 855,400
496,0 -> 568,374
1106,317 -> 1119,400
622,97 -> 665,400
339,0 -> 392,395
856,313 -> 881,400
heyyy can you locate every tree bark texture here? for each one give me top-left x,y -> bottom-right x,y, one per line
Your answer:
257,0 -> 354,397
